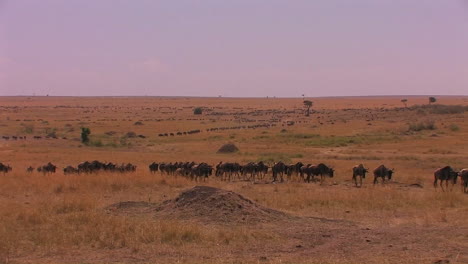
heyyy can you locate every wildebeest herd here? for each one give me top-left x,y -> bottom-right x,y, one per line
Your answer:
1,161 -> 467,192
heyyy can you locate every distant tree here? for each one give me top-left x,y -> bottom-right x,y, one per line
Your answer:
303,100 -> 313,116
429,97 -> 437,104
401,99 -> 408,107
81,127 -> 91,144
193,107 -> 203,115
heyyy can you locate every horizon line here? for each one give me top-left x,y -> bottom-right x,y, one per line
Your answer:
1,94 -> 468,99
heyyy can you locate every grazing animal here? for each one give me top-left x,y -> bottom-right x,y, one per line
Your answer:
459,169 -> 468,193
148,162 -> 159,173
352,164 -> 368,187
190,163 -> 212,181
0,163 -> 12,173
257,161 -> 269,179
242,162 -> 259,182
307,163 -> 334,184
433,166 -> 458,191
63,166 -> 78,174
272,161 -> 287,182
215,162 -> 241,181
373,165 -> 394,184
37,162 -> 57,174
26,166 -> 34,173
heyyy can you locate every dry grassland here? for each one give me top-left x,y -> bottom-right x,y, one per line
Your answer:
0,96 -> 467,263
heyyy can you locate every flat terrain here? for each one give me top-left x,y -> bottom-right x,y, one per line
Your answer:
0,96 -> 467,264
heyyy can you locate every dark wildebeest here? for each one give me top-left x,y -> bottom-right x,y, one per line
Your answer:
191,163 -> 213,181
26,166 -> 34,173
299,164 -> 312,182
63,166 -> 78,174
272,161 -> 287,182
257,161 -> 269,179
216,162 -> 241,181
285,162 -> 303,181
373,165 -> 394,184
459,169 -> 468,193
433,166 -> 458,192
148,162 -> 159,173
37,162 -> 57,174
352,164 -> 368,187
0,163 -> 12,173
242,162 -> 259,182
307,163 -> 334,184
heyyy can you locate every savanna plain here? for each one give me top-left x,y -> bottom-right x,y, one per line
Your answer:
0,96 -> 467,264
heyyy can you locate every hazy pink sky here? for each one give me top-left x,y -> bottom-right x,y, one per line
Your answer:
1,0 -> 467,97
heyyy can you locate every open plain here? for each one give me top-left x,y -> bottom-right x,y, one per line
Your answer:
0,96 -> 467,264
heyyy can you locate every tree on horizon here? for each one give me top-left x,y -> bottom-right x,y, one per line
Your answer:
303,100 -> 313,116
401,99 -> 408,107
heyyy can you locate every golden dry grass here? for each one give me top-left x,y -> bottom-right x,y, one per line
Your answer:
0,96 -> 467,263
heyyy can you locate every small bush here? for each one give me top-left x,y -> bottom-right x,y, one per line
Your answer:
81,127 -> 91,143
449,124 -> 460,132
88,140 -> 104,147
124,132 -> 137,138
409,104 -> 468,115
408,120 -> 436,132
193,107 -> 203,115
22,124 -> 34,134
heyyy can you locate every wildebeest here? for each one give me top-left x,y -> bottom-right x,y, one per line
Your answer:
215,162 -> 241,181
190,163 -> 213,181
307,163 -> 334,184
0,162 -> 12,173
257,161 -> 269,179
286,162 -> 304,181
37,162 -> 57,174
63,166 -> 78,174
433,166 -> 458,191
241,162 -> 259,182
352,164 -> 368,187
459,169 -> 468,193
26,166 -> 34,173
272,161 -> 287,182
373,165 -> 394,184
148,162 -> 159,173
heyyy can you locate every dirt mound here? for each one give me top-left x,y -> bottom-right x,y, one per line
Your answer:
155,186 -> 290,224
217,143 -> 239,153
105,186 -> 291,224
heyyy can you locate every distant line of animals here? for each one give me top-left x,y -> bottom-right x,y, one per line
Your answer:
1,135 -> 67,140
0,161 -> 466,192
157,123 -> 275,137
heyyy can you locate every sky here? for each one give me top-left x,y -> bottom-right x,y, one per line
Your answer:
0,0 -> 467,97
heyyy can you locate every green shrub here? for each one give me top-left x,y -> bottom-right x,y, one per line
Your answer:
193,107 -> 203,115
449,124 -> 460,132
409,104 -> 468,115
408,120 -> 436,132
88,140 -> 103,147
22,124 -> 34,134
81,127 -> 91,143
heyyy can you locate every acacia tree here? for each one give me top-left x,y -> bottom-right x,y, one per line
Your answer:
303,100 -> 313,116
401,99 -> 408,107
429,97 -> 437,104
